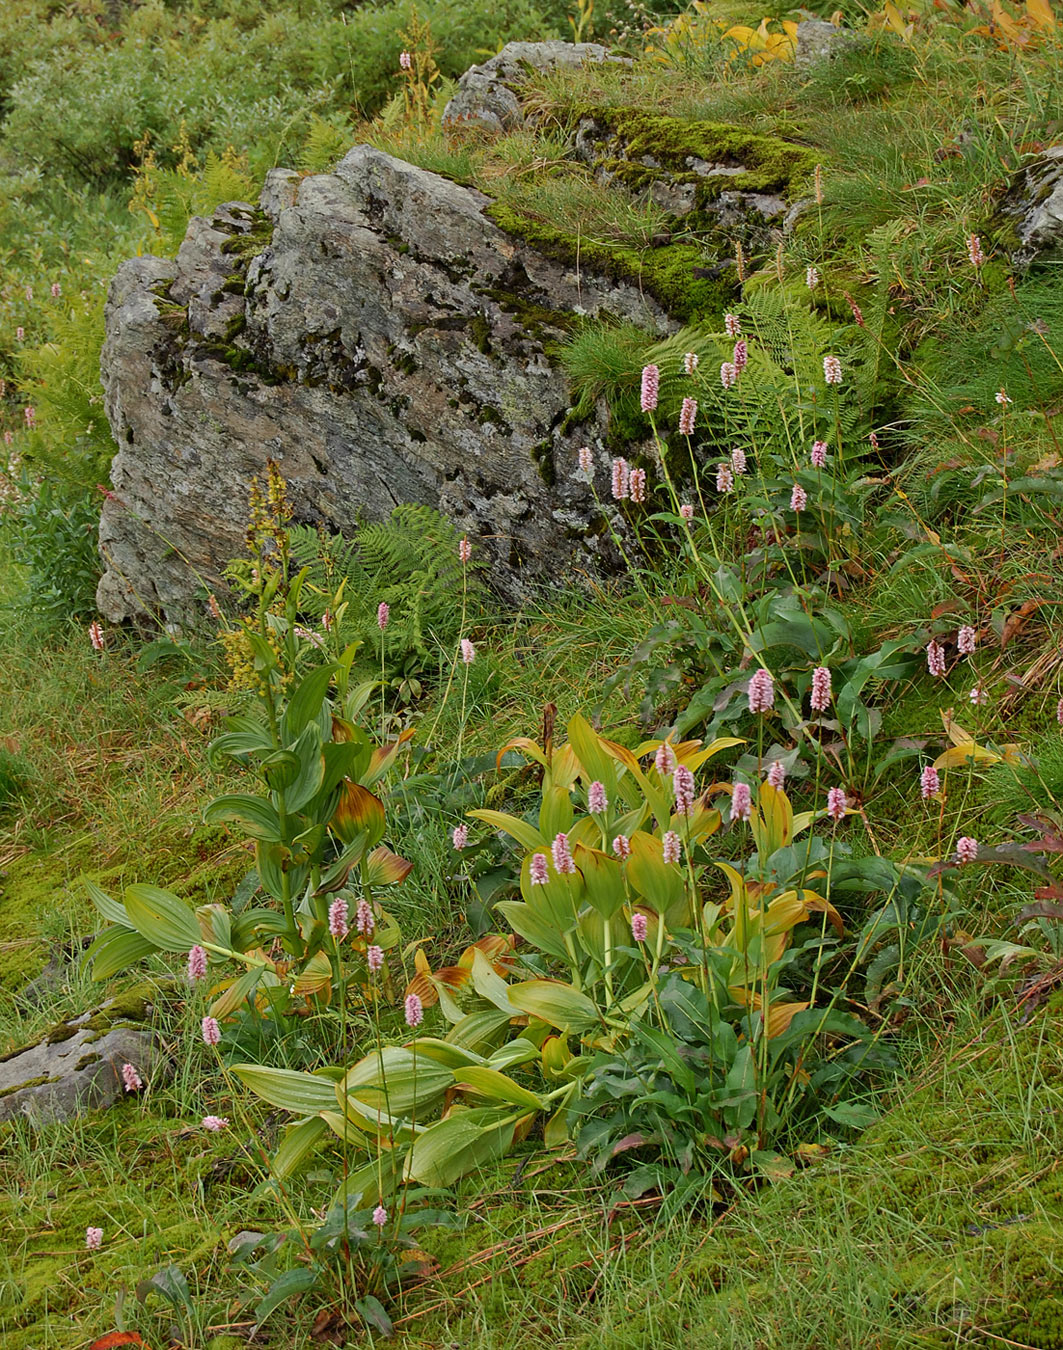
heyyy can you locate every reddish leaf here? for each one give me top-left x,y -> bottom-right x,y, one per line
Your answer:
89,1336 -> 148,1350
1000,599 -> 1046,649
611,1133 -> 646,1156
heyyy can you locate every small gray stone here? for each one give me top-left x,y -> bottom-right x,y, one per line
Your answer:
996,146 -> 1063,270
442,41 -> 616,134
0,1002 -> 170,1124
794,20 -> 856,68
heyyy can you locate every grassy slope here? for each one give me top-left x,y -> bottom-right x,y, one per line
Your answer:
4,7 -> 1063,1350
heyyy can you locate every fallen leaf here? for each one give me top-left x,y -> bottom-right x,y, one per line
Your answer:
1000,599 -> 1045,648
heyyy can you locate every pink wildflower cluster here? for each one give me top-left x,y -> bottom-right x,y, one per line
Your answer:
530,853 -> 549,885
611,457 -> 630,500
809,665 -> 831,712
679,397 -> 697,436
730,782 -> 752,823
662,830 -> 682,864
631,912 -> 648,943
920,765 -> 940,799
329,896 -> 349,940
747,667 -> 775,714
640,364 -> 660,412
552,832 -> 576,875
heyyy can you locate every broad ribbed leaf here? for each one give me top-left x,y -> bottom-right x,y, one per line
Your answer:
86,926 -> 157,979
124,884 -> 200,952
507,979 -> 599,1032
455,1066 -> 543,1110
233,1064 -> 339,1114
204,794 -> 282,842
406,1107 -> 517,1186
84,878 -> 130,928
273,1115 -> 328,1178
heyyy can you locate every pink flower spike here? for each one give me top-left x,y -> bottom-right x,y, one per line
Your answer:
121,1063 -> 143,1093
89,620 -> 105,651
51,282 -> 61,298
683,350 -> 699,374
806,265 -> 819,289
1057,696 -> 1063,726
578,445 -> 594,476
655,742 -> 677,775
460,638 -> 475,664
823,355 -> 843,385
731,447 -> 747,475
810,665 -> 832,712
202,1115 -> 229,1131
377,601 -> 389,630
367,944 -> 384,972
716,463 -> 734,493
995,389 -> 1011,406
452,823 -> 469,851
969,685 -> 988,707
187,945 -> 208,982
724,313 -> 741,339
673,764 -> 696,816
767,760 -> 786,789
730,782 -> 752,823
629,467 -> 647,503
662,830 -> 682,864
588,781 -> 608,814
356,898 -> 375,935
15,326 -> 23,341
404,993 -> 423,1028
201,1016 -> 222,1047
328,896 -> 349,940
679,503 -> 694,521
613,834 -> 631,861
640,364 -> 660,412
790,483 -> 808,512
720,361 -> 738,390
733,339 -> 748,373
968,233 -> 984,268
869,431 -> 880,450
529,853 -> 550,886
610,457 -> 630,501
631,913 -> 648,943
827,787 -> 847,822
810,439 -> 828,468
920,765 -> 940,800
399,50 -> 412,70
957,625 -> 977,655
373,1204 -> 388,1227
552,832 -> 576,875
956,836 -> 978,864
459,536 -> 472,563
23,406 -> 35,429
748,667 -> 775,714
927,639 -> 946,678
85,1227 -> 103,1251
679,396 -> 697,436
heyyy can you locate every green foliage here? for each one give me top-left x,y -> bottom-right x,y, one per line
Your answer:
0,477 -> 101,621
288,503 -> 479,697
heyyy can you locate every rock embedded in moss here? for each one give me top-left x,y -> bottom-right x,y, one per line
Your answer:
0,993 -> 169,1124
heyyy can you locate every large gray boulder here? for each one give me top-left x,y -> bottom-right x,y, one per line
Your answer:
97,146 -> 672,625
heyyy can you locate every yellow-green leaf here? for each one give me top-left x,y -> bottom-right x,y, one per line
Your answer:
454,1066 -> 544,1110
507,979 -> 599,1033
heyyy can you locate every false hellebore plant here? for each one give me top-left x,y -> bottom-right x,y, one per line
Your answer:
204,714 -> 875,1212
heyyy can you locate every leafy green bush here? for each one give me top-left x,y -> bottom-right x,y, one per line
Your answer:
0,476 -> 101,622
